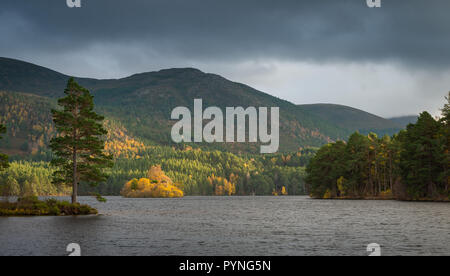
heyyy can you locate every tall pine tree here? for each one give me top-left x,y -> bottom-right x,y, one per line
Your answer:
0,123 -> 9,171
399,112 -> 442,198
440,92 -> 449,194
50,78 -> 113,203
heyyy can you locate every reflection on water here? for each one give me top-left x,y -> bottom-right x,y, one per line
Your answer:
0,196 -> 449,256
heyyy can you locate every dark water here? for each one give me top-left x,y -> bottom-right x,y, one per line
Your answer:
0,196 -> 449,256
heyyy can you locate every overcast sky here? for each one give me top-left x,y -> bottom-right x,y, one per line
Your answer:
1,0 -> 449,117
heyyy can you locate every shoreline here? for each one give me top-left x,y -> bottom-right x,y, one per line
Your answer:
310,196 -> 450,202
0,196 -> 98,217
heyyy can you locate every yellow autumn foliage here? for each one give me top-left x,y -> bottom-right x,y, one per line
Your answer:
103,120 -> 147,159
121,166 -> 184,198
207,174 -> 236,196
323,189 -> 332,199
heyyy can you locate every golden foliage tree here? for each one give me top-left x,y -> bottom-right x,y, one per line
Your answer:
281,186 -> 288,195
121,165 -> 183,198
208,174 -> 236,196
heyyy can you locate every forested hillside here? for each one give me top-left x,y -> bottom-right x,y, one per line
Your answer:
0,89 -> 312,197
0,58 -> 422,198
0,91 -> 55,157
0,58 -> 404,153
0,91 -> 145,159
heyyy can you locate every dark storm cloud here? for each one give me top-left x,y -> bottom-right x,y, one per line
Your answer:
1,0 -> 450,68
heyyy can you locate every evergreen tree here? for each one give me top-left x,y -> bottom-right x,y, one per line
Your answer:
345,133 -> 370,196
0,123 -> 9,171
306,141 -> 346,198
50,78 -> 113,203
399,112 -> 443,198
2,176 -> 21,197
442,92 -> 450,125
440,92 -> 449,194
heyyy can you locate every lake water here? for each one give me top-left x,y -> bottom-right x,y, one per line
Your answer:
0,196 -> 449,256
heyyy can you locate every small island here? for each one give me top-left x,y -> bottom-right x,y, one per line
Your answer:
0,196 -> 97,216
121,166 -> 184,198
0,79 -> 108,216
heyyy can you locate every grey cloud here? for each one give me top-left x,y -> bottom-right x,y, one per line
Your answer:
1,0 -> 450,68
1,0 -> 449,118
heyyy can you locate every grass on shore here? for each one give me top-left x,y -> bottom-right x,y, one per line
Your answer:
0,196 -> 98,216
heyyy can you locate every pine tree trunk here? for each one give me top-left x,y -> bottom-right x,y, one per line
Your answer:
72,100 -> 78,204
72,146 -> 77,204
389,155 -> 393,191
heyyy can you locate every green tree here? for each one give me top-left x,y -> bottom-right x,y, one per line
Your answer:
442,92 -> 450,125
345,133 -> 370,196
50,78 -> 113,203
439,92 -> 449,194
305,92 -> 450,201
1,176 -> 20,198
306,141 -> 346,198
399,112 -> 443,198
0,124 -> 9,171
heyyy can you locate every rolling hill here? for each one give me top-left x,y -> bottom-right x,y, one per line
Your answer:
0,57 -> 403,155
388,115 -> 418,128
299,104 -> 403,137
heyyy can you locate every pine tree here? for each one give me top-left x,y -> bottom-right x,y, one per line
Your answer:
50,78 -> 113,203
440,92 -> 449,194
399,112 -> 442,198
346,133 -> 370,196
0,124 -> 9,171
442,92 -> 450,125
306,141 -> 346,198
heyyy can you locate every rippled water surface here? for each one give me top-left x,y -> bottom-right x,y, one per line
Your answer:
0,196 -> 449,256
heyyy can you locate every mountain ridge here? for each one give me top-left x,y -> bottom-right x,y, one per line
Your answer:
299,103 -> 403,135
388,115 -> 419,128
0,57 -> 403,154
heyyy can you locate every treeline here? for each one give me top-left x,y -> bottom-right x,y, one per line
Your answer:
0,161 -> 70,196
0,146 -> 312,197
307,94 -> 450,201
85,146 -> 310,196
